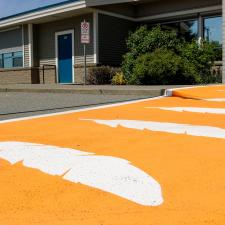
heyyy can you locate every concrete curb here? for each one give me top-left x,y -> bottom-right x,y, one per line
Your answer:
0,87 -> 166,96
164,89 -> 173,97
0,84 -> 195,96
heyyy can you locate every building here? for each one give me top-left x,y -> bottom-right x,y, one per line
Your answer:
0,0 -> 223,84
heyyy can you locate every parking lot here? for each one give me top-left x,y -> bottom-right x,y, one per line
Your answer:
0,92 -> 150,120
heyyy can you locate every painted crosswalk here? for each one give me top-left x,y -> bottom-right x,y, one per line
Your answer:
0,85 -> 225,225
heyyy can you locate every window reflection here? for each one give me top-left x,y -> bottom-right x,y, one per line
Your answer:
13,51 -> 23,67
0,55 -> 3,68
204,16 -> 222,61
149,15 -> 222,61
204,16 -> 222,44
0,51 -> 23,68
3,53 -> 13,68
161,20 -> 198,41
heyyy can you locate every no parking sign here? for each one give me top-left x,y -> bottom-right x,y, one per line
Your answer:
81,21 -> 90,44
81,20 -> 90,84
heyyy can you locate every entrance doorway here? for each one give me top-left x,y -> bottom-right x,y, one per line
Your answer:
55,30 -> 74,84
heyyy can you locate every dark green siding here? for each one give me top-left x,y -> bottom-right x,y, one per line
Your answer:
98,14 -> 134,66
136,0 -> 221,18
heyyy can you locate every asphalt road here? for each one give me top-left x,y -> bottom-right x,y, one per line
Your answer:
0,92 -> 150,121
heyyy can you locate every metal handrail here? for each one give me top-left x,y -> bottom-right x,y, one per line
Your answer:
42,64 -> 57,84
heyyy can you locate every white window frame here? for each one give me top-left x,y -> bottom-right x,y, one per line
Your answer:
55,29 -> 75,84
28,23 -> 33,67
93,11 -> 99,64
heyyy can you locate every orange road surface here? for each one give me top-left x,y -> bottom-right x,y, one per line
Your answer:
0,85 -> 225,225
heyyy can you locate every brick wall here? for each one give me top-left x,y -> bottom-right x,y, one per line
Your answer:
39,67 -> 56,84
38,65 -> 94,84
74,64 -> 97,85
0,68 -> 39,84
0,65 -> 97,85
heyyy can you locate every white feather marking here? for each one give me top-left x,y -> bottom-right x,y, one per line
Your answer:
0,142 -> 163,206
83,119 -> 225,139
146,107 -> 225,114
204,98 -> 225,102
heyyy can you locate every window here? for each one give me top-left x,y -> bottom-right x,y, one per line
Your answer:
3,53 -> 13,68
204,16 -> 222,60
204,16 -> 222,44
160,20 -> 198,41
149,15 -> 222,60
0,55 -> 3,68
13,51 -> 23,67
0,51 -> 23,68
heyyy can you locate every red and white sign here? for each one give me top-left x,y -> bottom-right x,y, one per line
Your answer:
81,21 -> 90,44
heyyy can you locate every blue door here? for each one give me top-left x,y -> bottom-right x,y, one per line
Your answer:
57,33 -> 73,83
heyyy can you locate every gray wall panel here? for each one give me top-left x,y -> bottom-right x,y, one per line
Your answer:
37,14 -> 94,66
98,13 -> 134,66
0,27 -> 22,51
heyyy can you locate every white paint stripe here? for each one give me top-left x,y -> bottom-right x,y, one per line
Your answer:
84,119 -> 225,139
0,97 -> 164,124
146,107 -> 225,114
204,98 -> 225,102
0,142 -> 163,206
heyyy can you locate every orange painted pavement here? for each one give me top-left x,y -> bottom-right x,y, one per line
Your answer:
0,85 -> 225,225
172,85 -> 225,99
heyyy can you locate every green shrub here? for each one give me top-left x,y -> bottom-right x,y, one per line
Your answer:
122,53 -> 136,82
122,26 -> 184,82
122,25 -> 217,85
131,50 -> 178,84
130,49 -> 200,85
88,66 -> 117,85
126,25 -> 182,56
181,40 -> 216,83
211,66 -> 222,83
112,72 -> 127,85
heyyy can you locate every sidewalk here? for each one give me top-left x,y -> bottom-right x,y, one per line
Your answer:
0,84 -> 192,96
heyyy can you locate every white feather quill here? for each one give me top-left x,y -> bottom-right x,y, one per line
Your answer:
0,142 -> 163,206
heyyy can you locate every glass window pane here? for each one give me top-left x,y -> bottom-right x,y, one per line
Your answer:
180,21 -> 198,41
204,16 -> 222,60
161,20 -> 198,41
161,22 -> 179,33
13,57 -> 23,67
4,53 -> 12,58
13,51 -> 23,57
3,53 -> 13,68
13,51 -> 23,67
204,16 -> 222,44
0,55 -> 3,68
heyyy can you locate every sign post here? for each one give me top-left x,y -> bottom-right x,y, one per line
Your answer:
81,20 -> 90,85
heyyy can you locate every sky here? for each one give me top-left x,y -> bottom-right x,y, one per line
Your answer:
0,0 -> 67,18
